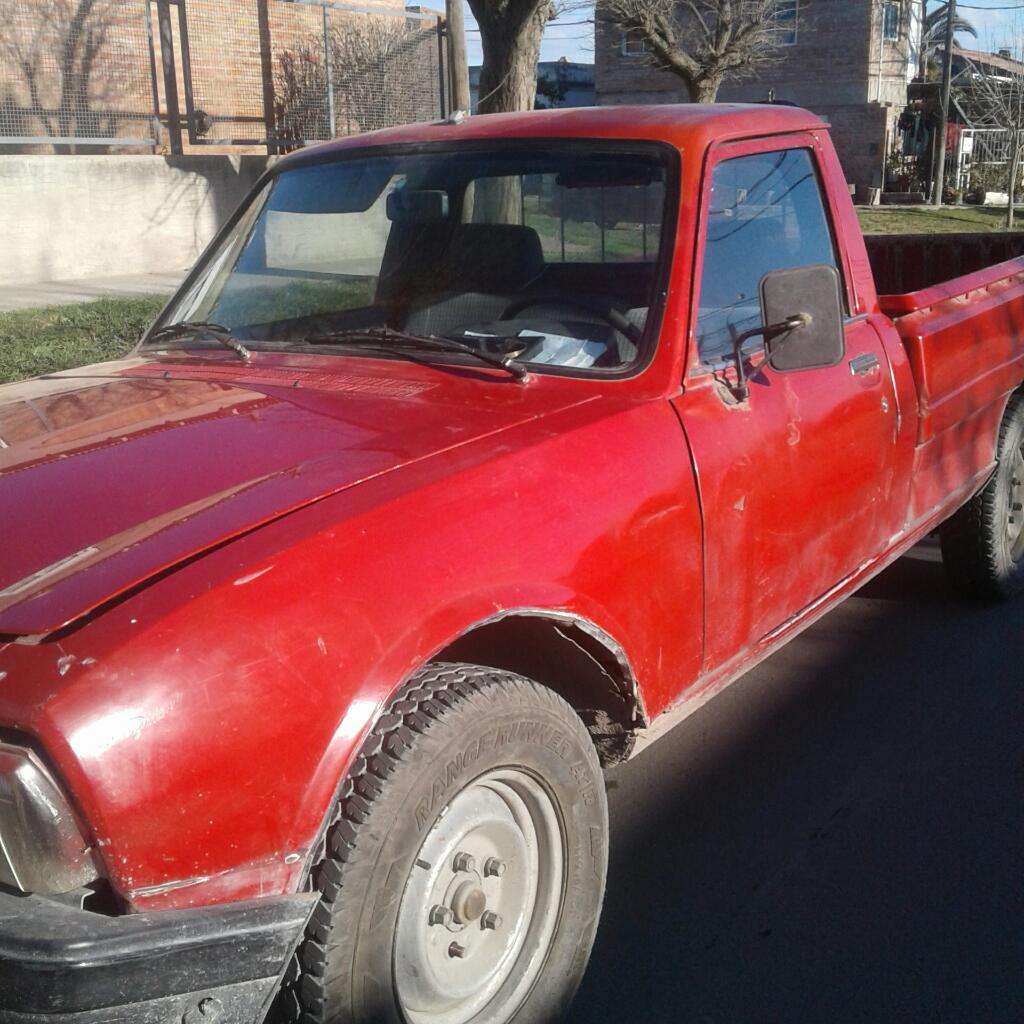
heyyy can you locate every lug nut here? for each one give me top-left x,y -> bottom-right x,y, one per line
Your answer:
453,852 -> 476,873
429,905 -> 454,926
448,942 -> 467,958
481,911 -> 502,930
483,857 -> 506,877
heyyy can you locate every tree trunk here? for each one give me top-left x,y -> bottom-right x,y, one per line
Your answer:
692,75 -> 723,104
473,175 -> 522,224
471,2 -> 549,114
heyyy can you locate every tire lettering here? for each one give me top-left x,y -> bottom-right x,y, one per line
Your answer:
414,722 -> 573,830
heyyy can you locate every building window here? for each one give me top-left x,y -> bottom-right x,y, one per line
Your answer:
620,29 -> 647,57
771,0 -> 799,47
883,1 -> 901,41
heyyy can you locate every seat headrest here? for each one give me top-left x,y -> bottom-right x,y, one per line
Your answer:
436,224 -> 545,293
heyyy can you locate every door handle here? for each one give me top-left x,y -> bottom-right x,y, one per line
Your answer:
849,353 -> 880,377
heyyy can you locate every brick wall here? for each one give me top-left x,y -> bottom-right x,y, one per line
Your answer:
163,0 -> 437,148
595,0 -> 912,193
0,0 -> 434,153
817,101 -> 894,195
0,0 -> 157,147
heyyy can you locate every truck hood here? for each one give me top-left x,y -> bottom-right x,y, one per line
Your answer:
0,355 -> 591,637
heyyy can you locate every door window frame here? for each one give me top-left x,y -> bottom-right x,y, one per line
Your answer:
686,132 -> 859,378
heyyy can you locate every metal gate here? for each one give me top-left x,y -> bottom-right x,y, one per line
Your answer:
0,0 -> 161,151
1,0 -> 447,154
953,127 -> 1024,192
162,0 -> 447,152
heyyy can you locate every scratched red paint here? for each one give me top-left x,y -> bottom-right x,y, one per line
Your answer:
0,104 -> 1021,912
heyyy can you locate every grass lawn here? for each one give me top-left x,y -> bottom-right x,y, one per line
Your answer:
857,204 -> 1024,235
0,295 -> 166,385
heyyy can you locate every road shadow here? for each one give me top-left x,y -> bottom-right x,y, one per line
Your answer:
572,543 -> 1023,1024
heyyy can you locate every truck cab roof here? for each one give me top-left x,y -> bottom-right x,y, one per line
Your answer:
279,103 -> 830,167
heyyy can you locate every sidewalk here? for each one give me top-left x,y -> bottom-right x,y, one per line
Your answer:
0,270 -> 187,313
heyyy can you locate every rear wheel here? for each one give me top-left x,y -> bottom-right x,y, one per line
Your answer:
940,392 -> 1024,600
280,663 -> 608,1024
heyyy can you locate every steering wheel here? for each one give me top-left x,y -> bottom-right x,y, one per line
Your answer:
500,294 -> 643,344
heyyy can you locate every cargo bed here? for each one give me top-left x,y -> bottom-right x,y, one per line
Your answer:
868,236 -> 1024,446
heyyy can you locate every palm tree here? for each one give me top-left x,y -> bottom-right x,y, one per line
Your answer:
921,1 -> 978,78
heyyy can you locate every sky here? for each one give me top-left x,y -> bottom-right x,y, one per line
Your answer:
459,1 -> 1024,69
461,3 -> 595,66
957,1 -> 1024,36
954,1 -> 1024,50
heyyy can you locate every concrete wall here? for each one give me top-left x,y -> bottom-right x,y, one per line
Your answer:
0,155 -> 270,286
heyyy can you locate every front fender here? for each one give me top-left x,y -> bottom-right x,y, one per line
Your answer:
0,398 -> 702,911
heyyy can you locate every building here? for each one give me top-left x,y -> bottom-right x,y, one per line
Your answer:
595,0 -> 921,197
945,45 -> 1024,195
0,0 -> 441,154
952,45 -> 1024,85
469,59 -> 595,112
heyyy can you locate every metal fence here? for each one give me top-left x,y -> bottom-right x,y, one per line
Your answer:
0,0 -> 161,149
0,0 -> 447,154
953,128 -> 1024,192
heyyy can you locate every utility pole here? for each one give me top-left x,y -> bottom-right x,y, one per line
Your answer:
155,0 -> 182,155
933,0 -> 957,205
446,0 -> 471,114
919,0 -> 928,78
256,0 -> 277,155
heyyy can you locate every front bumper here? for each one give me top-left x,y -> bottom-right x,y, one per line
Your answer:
0,888 -> 316,1023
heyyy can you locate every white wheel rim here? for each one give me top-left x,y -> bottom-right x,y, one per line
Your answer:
1007,445 -> 1024,561
393,768 -> 565,1024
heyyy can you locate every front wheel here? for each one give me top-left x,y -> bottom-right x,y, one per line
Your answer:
940,391 -> 1024,601
281,663 -> 608,1024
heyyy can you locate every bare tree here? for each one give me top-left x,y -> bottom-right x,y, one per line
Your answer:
598,0 -> 792,103
276,46 -> 330,142
467,0 -> 555,113
0,0 -> 124,152
957,44 -> 1024,229
276,16 -> 439,142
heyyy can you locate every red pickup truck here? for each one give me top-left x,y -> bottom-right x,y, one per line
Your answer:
2,104 -> 1024,1024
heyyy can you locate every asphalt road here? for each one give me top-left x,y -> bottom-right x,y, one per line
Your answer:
571,540 -> 1023,1024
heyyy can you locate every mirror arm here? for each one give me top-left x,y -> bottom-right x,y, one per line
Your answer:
729,314 -> 810,400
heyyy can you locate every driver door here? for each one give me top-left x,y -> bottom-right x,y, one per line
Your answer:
676,136 -> 900,673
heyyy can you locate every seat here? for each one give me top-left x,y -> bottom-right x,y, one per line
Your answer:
398,224 -> 545,337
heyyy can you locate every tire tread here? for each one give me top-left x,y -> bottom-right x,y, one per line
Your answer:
941,391 -> 1024,601
276,663 -> 599,1024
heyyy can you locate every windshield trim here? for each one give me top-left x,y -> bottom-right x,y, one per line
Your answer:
140,137 -> 681,383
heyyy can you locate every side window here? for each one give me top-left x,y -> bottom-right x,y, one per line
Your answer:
696,148 -> 841,364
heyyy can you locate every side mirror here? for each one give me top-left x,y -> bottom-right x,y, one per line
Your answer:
760,264 -> 845,373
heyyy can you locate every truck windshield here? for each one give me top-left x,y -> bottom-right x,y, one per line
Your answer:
153,144 -> 672,373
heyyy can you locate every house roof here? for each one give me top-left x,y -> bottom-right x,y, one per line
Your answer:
954,45 -> 1024,77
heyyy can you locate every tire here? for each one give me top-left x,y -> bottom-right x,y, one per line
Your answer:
279,663 -> 608,1024
940,391 -> 1024,601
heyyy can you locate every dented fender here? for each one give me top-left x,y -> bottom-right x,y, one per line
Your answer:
0,391 -> 702,911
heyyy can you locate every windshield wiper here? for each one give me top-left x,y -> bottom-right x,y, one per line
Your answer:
147,320 -> 251,363
306,326 -> 529,381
